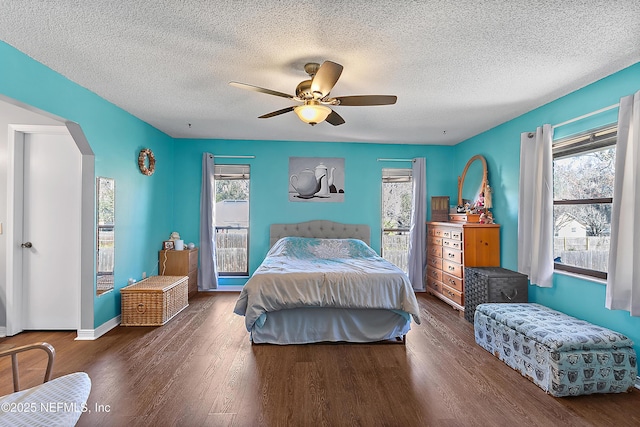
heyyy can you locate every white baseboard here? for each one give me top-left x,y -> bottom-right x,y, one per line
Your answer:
205,286 -> 244,292
75,315 -> 121,340
0,326 -> 6,337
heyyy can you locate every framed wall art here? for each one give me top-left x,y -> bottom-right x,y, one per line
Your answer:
288,157 -> 344,202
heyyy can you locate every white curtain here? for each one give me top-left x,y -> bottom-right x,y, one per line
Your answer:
518,125 -> 554,288
408,157 -> 426,291
198,153 -> 219,290
606,90 -> 640,316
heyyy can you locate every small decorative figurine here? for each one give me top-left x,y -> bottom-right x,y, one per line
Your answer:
485,212 -> 494,224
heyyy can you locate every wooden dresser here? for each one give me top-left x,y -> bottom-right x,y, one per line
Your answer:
159,248 -> 198,299
426,222 -> 500,314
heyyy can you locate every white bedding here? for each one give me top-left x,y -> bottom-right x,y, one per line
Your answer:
233,237 -> 421,337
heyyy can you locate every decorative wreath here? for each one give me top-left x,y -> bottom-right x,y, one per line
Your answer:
138,148 -> 155,176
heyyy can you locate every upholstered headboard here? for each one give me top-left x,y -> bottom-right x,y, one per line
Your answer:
269,220 -> 370,247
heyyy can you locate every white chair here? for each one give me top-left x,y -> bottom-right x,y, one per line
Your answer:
0,342 -> 91,427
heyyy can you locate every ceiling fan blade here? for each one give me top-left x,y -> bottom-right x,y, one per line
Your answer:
310,61 -> 343,98
229,82 -> 294,100
333,95 -> 397,106
325,110 -> 345,126
258,106 -> 295,119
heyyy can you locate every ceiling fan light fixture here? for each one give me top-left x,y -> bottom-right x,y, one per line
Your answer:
231,61 -> 396,127
294,104 -> 331,126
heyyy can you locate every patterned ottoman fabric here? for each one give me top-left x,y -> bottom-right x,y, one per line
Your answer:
474,303 -> 637,397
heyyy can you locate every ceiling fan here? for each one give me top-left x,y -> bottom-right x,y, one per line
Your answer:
229,61 -> 397,126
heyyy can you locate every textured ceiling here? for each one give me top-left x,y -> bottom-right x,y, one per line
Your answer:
1,1 -> 639,145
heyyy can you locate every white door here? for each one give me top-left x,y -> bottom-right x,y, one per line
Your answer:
21,131 -> 81,329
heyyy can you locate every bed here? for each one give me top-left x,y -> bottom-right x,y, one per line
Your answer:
233,220 -> 421,344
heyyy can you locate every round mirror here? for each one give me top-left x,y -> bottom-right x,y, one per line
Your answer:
458,155 -> 488,207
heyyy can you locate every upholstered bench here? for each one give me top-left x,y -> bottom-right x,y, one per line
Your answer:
474,303 -> 637,397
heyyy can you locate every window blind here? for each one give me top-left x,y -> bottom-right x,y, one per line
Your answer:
382,168 -> 412,183
553,125 -> 617,159
214,164 -> 250,179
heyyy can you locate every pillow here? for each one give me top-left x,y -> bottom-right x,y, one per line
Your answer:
272,237 -> 376,259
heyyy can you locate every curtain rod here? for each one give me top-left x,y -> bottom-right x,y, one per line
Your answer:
208,154 -> 255,159
552,103 -> 619,129
377,158 -> 414,162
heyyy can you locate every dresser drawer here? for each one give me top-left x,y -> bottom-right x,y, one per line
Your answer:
427,277 -> 442,294
427,255 -> 442,270
441,283 -> 463,306
451,229 -> 463,241
442,272 -> 463,292
443,247 -> 462,264
442,260 -> 463,278
433,227 -> 446,238
188,251 -> 198,271
427,245 -> 443,258
442,238 -> 462,250
428,236 -> 443,246
427,267 -> 442,282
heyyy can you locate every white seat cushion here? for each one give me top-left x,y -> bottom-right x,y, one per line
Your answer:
0,372 -> 91,427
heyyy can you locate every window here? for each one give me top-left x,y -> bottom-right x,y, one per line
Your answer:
214,164 -> 250,275
553,125 -> 616,279
381,168 -> 413,273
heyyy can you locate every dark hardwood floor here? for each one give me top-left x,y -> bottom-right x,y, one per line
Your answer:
1,292 -> 638,426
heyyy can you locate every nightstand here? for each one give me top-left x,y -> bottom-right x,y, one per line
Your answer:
159,248 -> 198,299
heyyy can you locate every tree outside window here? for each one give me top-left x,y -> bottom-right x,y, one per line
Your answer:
553,126 -> 616,279
381,168 -> 412,273
214,165 -> 250,275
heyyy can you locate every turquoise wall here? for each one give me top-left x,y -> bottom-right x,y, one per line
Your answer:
0,41 -> 174,327
454,61 -> 640,356
3,37 -> 640,355
172,139 -> 454,285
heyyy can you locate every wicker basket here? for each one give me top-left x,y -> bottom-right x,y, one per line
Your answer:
464,267 -> 528,323
121,275 -> 188,326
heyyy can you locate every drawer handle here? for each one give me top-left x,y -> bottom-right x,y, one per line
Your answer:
448,279 -> 455,285
448,253 -> 455,258
448,266 -> 455,271
501,289 -> 518,301
137,303 -> 146,313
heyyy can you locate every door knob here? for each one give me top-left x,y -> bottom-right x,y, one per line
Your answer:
21,242 -> 33,248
